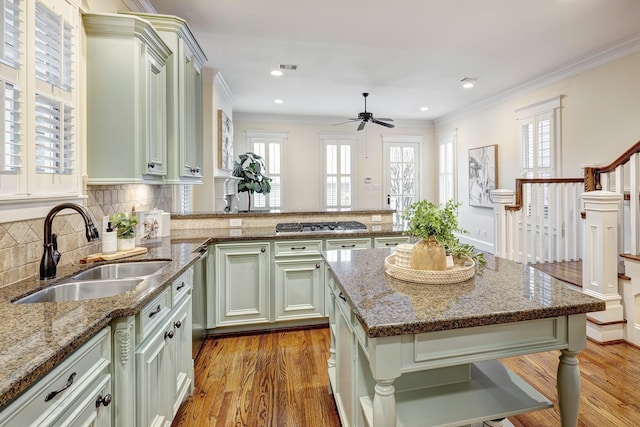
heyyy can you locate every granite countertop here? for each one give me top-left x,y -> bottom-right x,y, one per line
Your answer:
0,238 -> 204,410
323,248 -> 606,338
171,208 -> 395,219
0,225 -> 406,410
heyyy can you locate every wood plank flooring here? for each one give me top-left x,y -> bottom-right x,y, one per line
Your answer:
172,327 -> 640,427
532,260 -> 582,287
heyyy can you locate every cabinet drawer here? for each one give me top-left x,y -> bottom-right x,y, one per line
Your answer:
172,268 -> 193,306
138,288 -> 171,342
274,240 -> 323,256
373,236 -> 411,248
0,328 -> 111,427
325,238 -> 371,250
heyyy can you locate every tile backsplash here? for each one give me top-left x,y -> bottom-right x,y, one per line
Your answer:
0,184 -> 172,287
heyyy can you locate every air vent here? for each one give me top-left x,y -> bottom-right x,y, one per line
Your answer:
279,64 -> 298,70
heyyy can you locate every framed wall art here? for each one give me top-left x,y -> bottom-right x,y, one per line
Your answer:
468,144 -> 498,208
218,109 -> 234,170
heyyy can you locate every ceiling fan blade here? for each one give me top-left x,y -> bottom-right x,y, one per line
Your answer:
357,120 -> 366,131
333,119 -> 360,126
372,119 -> 395,129
375,118 -> 394,122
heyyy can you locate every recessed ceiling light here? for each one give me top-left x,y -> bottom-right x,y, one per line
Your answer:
460,77 -> 477,89
270,70 -> 283,76
420,106 -> 429,111
274,99 -> 283,104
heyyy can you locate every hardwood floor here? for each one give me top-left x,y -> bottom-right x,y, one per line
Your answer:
172,328 -> 640,427
532,260 -> 582,287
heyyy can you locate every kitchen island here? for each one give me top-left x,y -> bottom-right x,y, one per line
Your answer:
323,248 -> 605,427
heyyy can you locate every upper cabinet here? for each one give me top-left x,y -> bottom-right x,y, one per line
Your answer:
84,13 -> 171,185
124,13 -> 208,184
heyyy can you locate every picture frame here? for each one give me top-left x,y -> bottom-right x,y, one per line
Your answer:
468,144 -> 498,208
218,109 -> 234,170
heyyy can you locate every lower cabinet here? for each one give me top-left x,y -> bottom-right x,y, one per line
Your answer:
0,328 -> 112,427
112,268 -> 194,427
214,242 -> 271,326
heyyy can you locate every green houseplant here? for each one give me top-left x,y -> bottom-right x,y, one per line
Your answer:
109,212 -> 138,251
232,152 -> 272,211
401,199 -> 486,270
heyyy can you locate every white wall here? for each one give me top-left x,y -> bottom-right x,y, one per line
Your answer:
232,115 -> 436,211
435,50 -> 640,252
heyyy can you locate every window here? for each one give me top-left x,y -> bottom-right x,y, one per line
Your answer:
516,96 -> 562,179
437,129 -> 456,205
0,0 -> 81,217
173,184 -> 192,213
322,134 -> 355,210
516,96 -> 562,217
247,131 -> 286,210
383,136 -> 421,224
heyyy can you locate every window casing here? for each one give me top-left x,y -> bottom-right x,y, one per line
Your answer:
322,135 -> 355,210
247,131 -> 286,210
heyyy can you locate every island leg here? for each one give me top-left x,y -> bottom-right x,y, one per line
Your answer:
557,349 -> 581,426
373,379 -> 396,427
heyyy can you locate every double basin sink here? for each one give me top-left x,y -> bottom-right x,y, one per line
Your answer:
14,260 -> 170,304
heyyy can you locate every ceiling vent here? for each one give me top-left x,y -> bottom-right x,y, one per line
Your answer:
279,64 -> 298,70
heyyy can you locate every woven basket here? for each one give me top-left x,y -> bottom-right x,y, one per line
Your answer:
384,254 -> 475,284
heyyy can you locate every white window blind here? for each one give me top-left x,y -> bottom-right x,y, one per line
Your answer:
322,136 -> 354,210
173,184 -> 193,213
0,0 -> 20,68
35,93 -> 73,174
0,79 -> 21,172
437,130 -> 456,205
34,0 -> 72,90
247,131 -> 286,210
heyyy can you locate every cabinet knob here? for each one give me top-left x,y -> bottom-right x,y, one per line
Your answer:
316,263 -> 321,269
260,247 -> 266,253
174,320 -> 182,329
95,394 -> 112,408
164,330 -> 174,340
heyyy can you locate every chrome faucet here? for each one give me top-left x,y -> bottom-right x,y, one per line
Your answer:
40,203 -> 100,280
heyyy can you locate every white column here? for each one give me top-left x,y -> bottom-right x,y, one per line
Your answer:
491,189 -> 515,259
582,191 -> 624,340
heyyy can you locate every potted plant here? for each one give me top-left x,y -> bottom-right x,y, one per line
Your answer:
401,199 -> 486,270
109,212 -> 138,251
232,152 -> 272,211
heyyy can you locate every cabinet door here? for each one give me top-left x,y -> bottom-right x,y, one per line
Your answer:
334,299 -> 355,427
215,243 -> 271,326
373,236 -> 411,248
145,52 -> 167,176
171,295 -> 193,417
181,53 -> 203,180
53,374 -> 112,427
325,238 -> 372,250
274,258 -> 324,321
136,317 -> 173,427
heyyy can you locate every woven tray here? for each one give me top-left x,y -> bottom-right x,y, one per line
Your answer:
384,254 -> 475,284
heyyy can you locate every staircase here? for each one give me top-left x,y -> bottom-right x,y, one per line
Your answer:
493,139 -> 640,345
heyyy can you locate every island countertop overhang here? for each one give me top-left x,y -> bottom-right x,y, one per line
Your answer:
323,248 -> 606,338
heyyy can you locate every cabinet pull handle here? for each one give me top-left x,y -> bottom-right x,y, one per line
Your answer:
260,247 -> 266,253
45,372 -> 76,402
164,330 -> 175,340
148,305 -> 161,318
387,194 -> 391,205
147,162 -> 155,169
338,293 -> 347,302
316,263 -> 321,269
174,320 -> 182,329
95,394 -> 112,408
385,242 -> 398,247
176,282 -> 185,291
291,246 -> 306,250
341,244 -> 356,248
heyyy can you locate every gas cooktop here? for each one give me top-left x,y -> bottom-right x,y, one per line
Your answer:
275,221 -> 367,233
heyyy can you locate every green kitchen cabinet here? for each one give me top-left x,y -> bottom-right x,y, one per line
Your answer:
84,13 -> 171,184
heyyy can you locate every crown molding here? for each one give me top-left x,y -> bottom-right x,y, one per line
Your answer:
121,0 -> 156,13
435,31 -> 640,128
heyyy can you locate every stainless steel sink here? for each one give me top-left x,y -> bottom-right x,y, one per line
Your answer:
13,279 -> 142,304
71,260 -> 170,281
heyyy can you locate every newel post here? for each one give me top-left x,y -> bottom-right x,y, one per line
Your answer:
582,190 -> 624,342
491,189 -> 515,259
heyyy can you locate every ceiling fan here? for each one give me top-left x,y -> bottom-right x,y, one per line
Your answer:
334,93 -> 395,131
